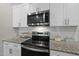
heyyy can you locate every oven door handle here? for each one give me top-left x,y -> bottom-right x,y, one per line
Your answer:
21,45 -> 49,53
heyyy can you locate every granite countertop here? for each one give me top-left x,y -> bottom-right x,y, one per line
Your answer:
50,40 -> 79,55
2,36 -> 31,44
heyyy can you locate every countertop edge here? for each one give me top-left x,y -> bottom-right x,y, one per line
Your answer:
50,49 -> 79,55
2,37 -> 31,44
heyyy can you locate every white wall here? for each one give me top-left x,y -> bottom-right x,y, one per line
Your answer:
0,3 -> 17,41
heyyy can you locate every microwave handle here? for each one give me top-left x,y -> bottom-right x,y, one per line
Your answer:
43,13 -> 45,22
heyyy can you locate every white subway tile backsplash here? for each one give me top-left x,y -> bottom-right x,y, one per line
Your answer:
19,26 -> 78,41
49,26 -> 77,41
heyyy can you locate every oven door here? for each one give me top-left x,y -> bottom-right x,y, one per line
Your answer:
21,45 -> 49,56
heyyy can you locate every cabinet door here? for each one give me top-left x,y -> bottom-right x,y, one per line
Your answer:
13,4 -> 28,27
26,3 -> 37,13
3,43 -> 13,56
50,3 -> 64,26
13,6 -> 21,27
64,3 -> 79,26
20,6 -> 28,27
3,42 -> 21,56
11,44 -> 21,56
37,3 -> 49,11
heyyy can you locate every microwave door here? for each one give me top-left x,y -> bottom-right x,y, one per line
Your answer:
35,14 -> 43,23
38,13 -> 43,23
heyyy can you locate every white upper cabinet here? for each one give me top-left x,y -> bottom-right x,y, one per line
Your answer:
50,3 -> 64,26
20,6 -> 28,27
13,4 -> 28,27
36,3 -> 49,11
13,6 -> 21,27
25,3 -> 49,13
64,3 -> 79,26
23,3 -> 37,13
50,3 -> 79,26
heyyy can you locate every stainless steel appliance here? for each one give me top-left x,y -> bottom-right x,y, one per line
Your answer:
21,32 -> 50,56
27,10 -> 49,26
32,32 -> 49,48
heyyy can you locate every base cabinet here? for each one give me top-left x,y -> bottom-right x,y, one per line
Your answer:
3,41 -> 21,56
50,50 -> 76,56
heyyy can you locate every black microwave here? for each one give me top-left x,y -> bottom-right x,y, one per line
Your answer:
27,10 -> 49,26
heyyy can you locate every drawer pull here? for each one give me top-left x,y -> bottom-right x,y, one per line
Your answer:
9,49 -> 12,54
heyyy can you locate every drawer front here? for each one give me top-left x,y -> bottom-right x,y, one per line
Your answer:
11,43 -> 21,48
3,41 -> 21,56
4,41 -> 12,46
3,41 -> 21,48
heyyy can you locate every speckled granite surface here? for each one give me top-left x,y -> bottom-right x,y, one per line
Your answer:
2,37 -> 31,44
50,40 -> 79,55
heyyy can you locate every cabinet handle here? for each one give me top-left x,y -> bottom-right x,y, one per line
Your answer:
65,19 -> 66,25
43,13 -> 45,22
68,18 -> 69,25
9,49 -> 12,54
65,18 -> 69,25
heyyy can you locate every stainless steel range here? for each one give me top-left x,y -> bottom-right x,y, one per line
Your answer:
21,32 -> 50,56
32,32 -> 49,48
